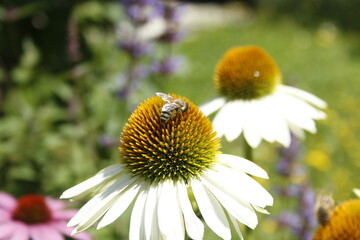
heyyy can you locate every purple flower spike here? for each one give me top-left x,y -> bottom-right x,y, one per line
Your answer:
121,0 -> 163,24
152,56 -> 184,75
278,212 -> 302,232
119,39 -> 153,58
276,135 -> 317,239
158,28 -> 185,43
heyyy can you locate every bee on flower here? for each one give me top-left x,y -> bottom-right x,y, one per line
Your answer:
313,191 -> 360,240
61,93 -> 273,240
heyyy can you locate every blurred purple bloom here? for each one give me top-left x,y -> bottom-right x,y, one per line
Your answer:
119,39 -> 153,58
278,212 -> 302,232
158,28 -> 185,43
276,135 -> 317,239
275,184 -> 300,197
115,65 -> 150,99
98,134 -> 117,147
299,183 -> 317,228
151,56 -> 184,75
162,2 -> 185,21
120,0 -> 163,24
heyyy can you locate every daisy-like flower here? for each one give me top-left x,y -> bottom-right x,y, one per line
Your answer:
0,192 -> 91,240
313,196 -> 360,240
61,93 -> 273,239
201,45 -> 327,148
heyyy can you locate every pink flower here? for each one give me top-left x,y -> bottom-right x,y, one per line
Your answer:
0,192 -> 92,240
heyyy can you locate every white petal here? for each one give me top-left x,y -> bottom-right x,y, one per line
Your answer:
129,187 -> 147,240
60,164 -> 123,199
191,180 -> 231,240
201,175 -> 258,229
68,174 -> 133,231
223,101 -> 246,142
276,93 -> 319,133
354,188 -> 360,198
288,123 -> 305,139
248,97 -> 276,143
254,96 -> 291,147
177,182 -> 204,240
212,102 -> 238,140
252,205 -> 270,215
203,166 -> 273,208
228,214 -> 244,240
144,185 -> 160,240
157,181 -> 184,240
218,154 -> 268,179
97,183 -> 141,229
199,97 -> 226,116
279,85 -> 327,109
242,101 -> 262,148
202,175 -> 258,229
279,91 -> 326,120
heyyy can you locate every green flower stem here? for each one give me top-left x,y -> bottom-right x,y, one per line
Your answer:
244,138 -> 253,162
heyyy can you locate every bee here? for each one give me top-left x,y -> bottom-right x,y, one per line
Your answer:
156,92 -> 188,122
315,192 -> 335,226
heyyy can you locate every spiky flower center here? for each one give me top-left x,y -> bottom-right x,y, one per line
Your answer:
120,94 -> 220,184
214,45 -> 282,100
313,198 -> 360,240
12,194 -> 52,224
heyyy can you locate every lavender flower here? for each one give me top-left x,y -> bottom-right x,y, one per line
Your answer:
115,64 -> 150,99
157,1 -> 185,43
120,0 -> 163,24
276,136 -> 317,240
119,38 -> 153,58
151,56 -> 184,75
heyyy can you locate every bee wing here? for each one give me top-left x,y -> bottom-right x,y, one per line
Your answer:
162,103 -> 174,111
156,92 -> 175,103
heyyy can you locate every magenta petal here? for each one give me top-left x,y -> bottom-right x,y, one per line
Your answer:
0,192 -> 17,211
46,197 -> 66,210
52,222 -> 93,240
52,209 -> 78,221
0,222 -> 17,238
0,208 -> 11,221
9,222 -> 29,240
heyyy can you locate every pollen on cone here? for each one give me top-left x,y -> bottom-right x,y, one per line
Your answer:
214,45 -> 282,100
119,94 -> 221,184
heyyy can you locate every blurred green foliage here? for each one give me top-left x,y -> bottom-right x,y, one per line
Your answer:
0,0 -> 125,196
1,0 -> 360,239
258,0 -> 360,32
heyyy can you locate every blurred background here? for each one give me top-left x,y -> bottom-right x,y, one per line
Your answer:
1,0 -> 359,239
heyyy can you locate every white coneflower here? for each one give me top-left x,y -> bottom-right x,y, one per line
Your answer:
201,45 -> 327,148
61,93 -> 273,239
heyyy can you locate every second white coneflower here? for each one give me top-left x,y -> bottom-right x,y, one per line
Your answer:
61,93 -> 273,240
201,45 -> 327,148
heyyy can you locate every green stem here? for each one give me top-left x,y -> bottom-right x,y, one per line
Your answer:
243,138 -> 253,162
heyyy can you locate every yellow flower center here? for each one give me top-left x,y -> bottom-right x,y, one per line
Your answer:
214,45 -> 282,100
313,198 -> 360,240
120,94 -> 221,184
